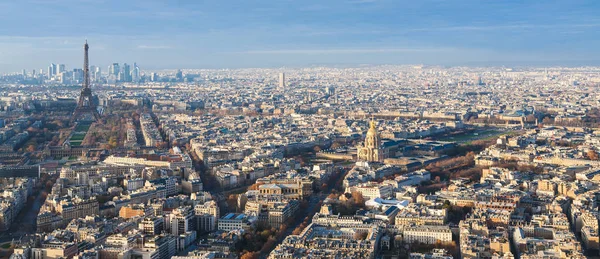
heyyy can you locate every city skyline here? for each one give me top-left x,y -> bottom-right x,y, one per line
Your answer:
0,0 -> 600,73
2,28 -> 600,257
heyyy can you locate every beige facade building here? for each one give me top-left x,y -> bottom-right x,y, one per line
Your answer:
403,226 -> 452,244
56,197 -> 99,222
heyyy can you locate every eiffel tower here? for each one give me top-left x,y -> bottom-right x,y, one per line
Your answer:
71,41 -> 101,123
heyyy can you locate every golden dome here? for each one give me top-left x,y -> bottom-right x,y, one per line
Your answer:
367,120 -> 377,136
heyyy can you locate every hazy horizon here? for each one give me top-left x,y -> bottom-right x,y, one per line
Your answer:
1,0 -> 600,73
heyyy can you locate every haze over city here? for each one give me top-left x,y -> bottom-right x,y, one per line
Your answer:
1,0 -> 600,72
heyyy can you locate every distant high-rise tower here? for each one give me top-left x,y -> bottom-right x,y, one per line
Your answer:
48,63 -> 57,78
73,68 -> 84,83
93,66 -> 101,82
279,72 -> 285,88
132,63 -> 140,82
326,86 -> 335,96
476,76 -> 483,86
151,72 -> 159,82
57,64 -> 66,75
122,63 -> 131,82
90,66 -> 96,81
326,86 -> 336,103
71,41 -> 101,123
109,63 -> 119,77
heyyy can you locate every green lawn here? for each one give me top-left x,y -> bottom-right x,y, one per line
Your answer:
70,122 -> 91,146
74,123 -> 91,132
70,133 -> 86,141
69,141 -> 83,146
438,129 -> 508,143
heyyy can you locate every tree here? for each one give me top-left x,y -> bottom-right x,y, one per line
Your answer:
226,194 -> 239,212
45,180 -> 54,191
588,150 -> 599,160
108,136 -> 118,148
351,191 -> 365,207
330,142 -> 342,150
240,252 -> 259,259
260,229 -> 272,240
26,145 -> 36,153
260,236 -> 277,253
354,231 -> 369,240
320,183 -> 328,192
52,120 -> 65,129
525,114 -> 536,122
292,227 -> 303,235
442,200 -> 452,209
156,141 -> 169,149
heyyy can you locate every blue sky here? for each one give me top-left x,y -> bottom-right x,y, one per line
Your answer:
1,0 -> 599,72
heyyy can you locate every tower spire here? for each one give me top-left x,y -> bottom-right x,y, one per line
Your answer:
71,41 -> 100,124
83,41 -> 90,89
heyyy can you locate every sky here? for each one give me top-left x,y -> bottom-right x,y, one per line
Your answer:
1,0 -> 600,72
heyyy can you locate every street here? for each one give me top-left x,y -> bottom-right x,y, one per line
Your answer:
261,164 -> 350,258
